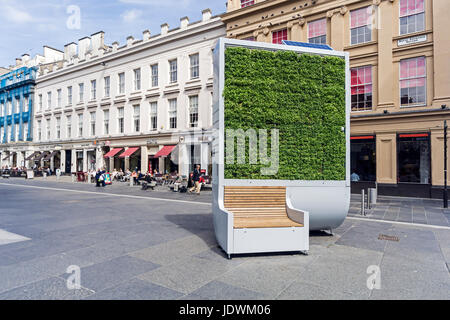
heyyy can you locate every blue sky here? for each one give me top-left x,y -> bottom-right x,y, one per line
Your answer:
0,0 -> 226,68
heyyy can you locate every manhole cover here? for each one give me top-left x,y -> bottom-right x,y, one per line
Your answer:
378,234 -> 399,242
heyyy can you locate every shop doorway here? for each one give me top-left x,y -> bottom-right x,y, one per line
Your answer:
65,150 -> 72,174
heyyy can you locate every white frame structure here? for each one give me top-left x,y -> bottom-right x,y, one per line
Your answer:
212,38 -> 351,257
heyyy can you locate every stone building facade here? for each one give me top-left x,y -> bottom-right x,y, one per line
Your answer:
222,0 -> 450,198
32,9 -> 225,176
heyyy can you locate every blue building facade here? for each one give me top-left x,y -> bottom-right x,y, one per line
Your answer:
0,67 -> 37,167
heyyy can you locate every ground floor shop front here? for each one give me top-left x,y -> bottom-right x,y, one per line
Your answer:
351,109 -> 450,199
2,131 -> 213,178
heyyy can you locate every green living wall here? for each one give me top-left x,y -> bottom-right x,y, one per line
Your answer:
224,46 -> 346,181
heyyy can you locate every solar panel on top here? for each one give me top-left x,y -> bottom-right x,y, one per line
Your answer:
282,40 -> 333,50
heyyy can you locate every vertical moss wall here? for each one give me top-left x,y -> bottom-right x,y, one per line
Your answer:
223,47 -> 346,180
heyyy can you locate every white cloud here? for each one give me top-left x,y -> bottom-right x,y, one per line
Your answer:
121,9 -> 143,23
2,6 -> 33,23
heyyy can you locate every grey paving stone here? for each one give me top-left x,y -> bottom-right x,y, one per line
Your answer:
62,255 -> 160,292
0,260 -> 51,294
277,280 -> 367,300
0,277 -> 93,300
190,280 -> 270,300
86,278 -> 183,300
139,256 -> 239,295
129,233 -> 216,266
0,253 -> 17,267
217,259 -> 309,298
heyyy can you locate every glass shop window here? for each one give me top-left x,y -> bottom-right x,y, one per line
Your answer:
351,137 -> 376,182
398,133 -> 430,184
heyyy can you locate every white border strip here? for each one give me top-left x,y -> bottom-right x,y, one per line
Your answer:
347,216 -> 450,230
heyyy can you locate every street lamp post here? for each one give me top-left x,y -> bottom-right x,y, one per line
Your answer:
444,120 -> 448,209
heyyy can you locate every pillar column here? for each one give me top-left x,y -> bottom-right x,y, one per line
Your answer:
376,0 -> 395,109
60,150 -> 66,172
376,133 -> 397,184
109,156 -> 114,171
201,143 -> 210,175
141,146 -> 148,173
124,148 -> 130,171
71,149 -> 76,173
178,143 -> 189,177
431,128 -> 450,186
288,18 -> 306,42
327,6 -> 348,52
82,149 -> 88,172
96,148 -> 104,171
432,0 -> 450,107
50,155 -> 55,172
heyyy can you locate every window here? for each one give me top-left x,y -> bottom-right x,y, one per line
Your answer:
400,57 -> 426,107
134,69 -> 141,91
66,115 -> 72,138
151,64 -> 159,87
133,105 -> 140,132
169,60 -> 177,83
189,95 -> 199,128
400,0 -> 425,35
351,66 -> 373,111
150,102 -> 158,131
350,7 -> 372,45
37,120 -> 42,141
272,29 -> 288,44
38,94 -> 42,112
118,73 -> 125,94
47,92 -> 52,110
398,133 -> 430,184
168,99 -> 177,129
57,89 -> 62,108
351,137 -> 376,182
78,114 -> 83,137
91,80 -> 97,100
104,110 -> 109,135
118,107 -> 124,134
308,19 -> 327,44
46,119 -> 51,140
190,54 -> 200,79
56,117 -> 61,139
90,112 -> 96,136
68,86 -> 72,105
240,0 -> 254,8
79,83 -> 84,103
104,76 -> 110,98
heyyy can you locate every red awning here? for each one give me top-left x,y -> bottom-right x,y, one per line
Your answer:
154,145 -> 176,158
104,148 -> 123,159
351,136 -> 375,140
119,147 -> 139,158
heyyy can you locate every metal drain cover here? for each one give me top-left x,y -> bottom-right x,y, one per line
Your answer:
378,234 -> 400,242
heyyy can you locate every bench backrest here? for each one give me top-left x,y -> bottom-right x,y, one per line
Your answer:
224,186 -> 286,209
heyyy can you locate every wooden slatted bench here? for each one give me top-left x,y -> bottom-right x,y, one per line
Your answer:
224,186 -> 304,229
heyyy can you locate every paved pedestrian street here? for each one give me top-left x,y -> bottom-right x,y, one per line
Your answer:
0,179 -> 449,300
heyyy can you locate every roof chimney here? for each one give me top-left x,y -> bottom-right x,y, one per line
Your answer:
112,41 -> 119,52
161,23 -> 169,35
143,30 -> 151,41
91,31 -> 105,56
64,43 -> 78,62
180,16 -> 189,29
78,37 -> 91,61
127,36 -> 134,47
202,8 -> 212,22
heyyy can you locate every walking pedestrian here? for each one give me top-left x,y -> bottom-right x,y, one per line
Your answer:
189,164 -> 202,195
